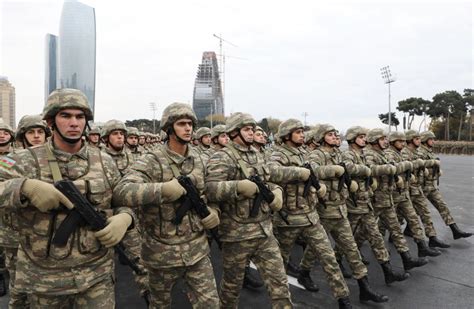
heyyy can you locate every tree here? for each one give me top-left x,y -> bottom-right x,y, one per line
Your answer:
266,117 -> 282,135
428,90 -> 463,140
378,112 -> 400,131
463,89 -> 474,141
397,97 -> 430,129
125,119 -> 157,133
258,118 -> 270,133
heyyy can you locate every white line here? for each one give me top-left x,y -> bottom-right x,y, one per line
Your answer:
249,262 -> 306,290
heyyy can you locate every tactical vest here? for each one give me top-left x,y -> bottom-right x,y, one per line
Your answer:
418,145 -> 438,188
364,147 -> 394,208
16,145 -> 113,269
141,147 -> 206,245
218,144 -> 271,224
343,149 -> 371,213
401,147 -> 424,196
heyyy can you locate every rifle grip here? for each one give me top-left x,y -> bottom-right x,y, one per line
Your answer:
52,210 -> 83,247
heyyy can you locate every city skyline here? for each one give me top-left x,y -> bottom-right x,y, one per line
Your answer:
0,76 -> 15,129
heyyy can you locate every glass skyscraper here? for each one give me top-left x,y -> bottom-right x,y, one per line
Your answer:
57,0 -> 96,115
44,33 -> 58,104
193,52 -> 224,120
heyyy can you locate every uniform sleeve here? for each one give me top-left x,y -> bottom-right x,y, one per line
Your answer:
205,150 -> 240,202
267,150 -> 305,184
365,150 -> 391,176
342,150 -> 368,177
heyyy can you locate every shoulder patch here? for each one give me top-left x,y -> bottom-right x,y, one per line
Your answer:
0,156 -> 16,168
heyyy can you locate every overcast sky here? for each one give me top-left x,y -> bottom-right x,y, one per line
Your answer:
1,0 -> 472,132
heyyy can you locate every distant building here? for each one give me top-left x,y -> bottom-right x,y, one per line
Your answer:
45,33 -> 58,103
192,51 -> 224,120
0,76 -> 16,129
57,0 -> 96,116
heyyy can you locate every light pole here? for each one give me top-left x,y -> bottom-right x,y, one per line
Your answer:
380,66 -> 396,132
302,112 -> 308,127
149,102 -> 157,134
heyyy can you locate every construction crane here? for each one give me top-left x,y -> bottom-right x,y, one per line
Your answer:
212,34 -> 239,109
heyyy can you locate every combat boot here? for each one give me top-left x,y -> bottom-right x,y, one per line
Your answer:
337,259 -> 352,278
416,239 -> 441,257
0,273 -> 6,297
297,269 -> 319,292
449,223 -> 473,239
429,236 -> 450,248
357,276 -> 389,303
243,266 -> 264,289
338,296 -> 352,309
403,225 -> 413,237
360,251 -> 370,265
380,261 -> 410,285
286,261 -> 301,277
400,251 -> 428,270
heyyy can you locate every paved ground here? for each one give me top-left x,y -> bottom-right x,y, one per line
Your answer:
1,154 -> 473,308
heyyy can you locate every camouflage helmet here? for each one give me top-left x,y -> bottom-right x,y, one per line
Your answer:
16,114 -> 50,142
102,119 -> 127,137
367,128 -> 387,143
0,120 -> 15,141
43,88 -> 93,121
127,126 -> 139,137
88,126 -> 101,136
160,130 -> 168,141
420,131 -> 436,142
160,102 -> 197,132
314,123 -> 336,143
304,124 -> 321,144
345,126 -> 369,142
226,112 -> 256,133
278,119 -> 304,139
195,127 -> 211,140
404,130 -> 420,141
138,131 -> 146,137
388,131 -> 406,142
211,124 -> 226,139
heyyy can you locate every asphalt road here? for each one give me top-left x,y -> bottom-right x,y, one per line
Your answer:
1,154 -> 473,308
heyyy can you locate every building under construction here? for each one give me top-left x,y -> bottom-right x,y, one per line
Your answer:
192,51 -> 224,120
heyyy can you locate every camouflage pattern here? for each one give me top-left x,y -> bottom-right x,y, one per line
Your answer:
366,128 -> 386,144
277,118 -> 303,140
195,127 -> 211,140
364,144 -> 410,253
225,112 -> 256,133
405,129 -> 420,141
420,131 -> 436,143
4,247 -> 29,308
160,102 -> 197,132
15,114 -> 50,144
104,146 -> 134,176
388,131 -> 406,142
418,144 -> 455,226
102,119 -> 128,137
127,126 -> 139,137
0,140 -> 132,298
206,139 -> 291,307
307,147 -> 368,280
88,126 -> 101,136
0,120 -> 14,136
42,88 -> 93,121
345,126 -> 369,142
210,125 -> 226,140
313,124 -> 336,144
267,143 -> 349,300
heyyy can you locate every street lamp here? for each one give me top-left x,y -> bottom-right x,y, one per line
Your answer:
149,102 -> 157,134
380,66 -> 396,132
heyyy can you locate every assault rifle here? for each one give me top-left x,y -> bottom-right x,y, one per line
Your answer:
337,163 -> 357,205
173,175 -> 221,247
248,175 -> 275,218
302,163 -> 326,207
52,180 -> 143,276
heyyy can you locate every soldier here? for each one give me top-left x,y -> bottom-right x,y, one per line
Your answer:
206,112 -> 292,308
15,114 -> 50,148
112,103 -> 219,308
194,127 -> 212,160
254,126 -> 271,159
402,130 -> 450,248
385,131 -> 441,257
0,88 -> 134,308
87,126 -> 102,149
304,125 -> 321,152
418,131 -> 472,239
205,124 -> 228,162
307,124 -> 388,304
0,120 -> 15,296
336,126 -> 409,284
268,119 -> 352,308
364,128 -> 428,271
126,126 -> 145,161
138,131 -> 147,149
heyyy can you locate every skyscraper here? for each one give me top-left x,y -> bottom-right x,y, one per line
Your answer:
193,51 -> 224,120
57,0 -> 96,115
45,33 -> 58,103
0,76 -> 16,129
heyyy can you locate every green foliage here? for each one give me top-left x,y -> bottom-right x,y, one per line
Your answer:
397,97 -> 430,129
125,119 -> 159,133
378,112 -> 400,130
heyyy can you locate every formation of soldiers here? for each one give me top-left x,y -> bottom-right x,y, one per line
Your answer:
0,88 -> 471,309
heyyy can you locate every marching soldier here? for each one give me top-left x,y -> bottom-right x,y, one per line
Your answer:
418,131 -> 472,240
194,127 -> 212,162
15,114 -> 50,148
206,112 -> 292,308
126,126 -> 145,161
268,119 -> 352,308
112,103 -> 220,308
0,89 -> 134,308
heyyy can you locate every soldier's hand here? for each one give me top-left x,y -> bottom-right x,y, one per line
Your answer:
388,165 -> 397,175
424,168 -> 430,177
161,178 -> 186,203
21,179 -> 74,212
317,183 -> 327,198
370,178 -> 378,191
360,166 -> 371,177
237,179 -> 259,199
434,159 -> 441,167
349,180 -> 359,193
333,165 -> 345,178
410,174 -> 416,183
415,158 -> 425,169
404,161 -> 413,172
269,188 -> 283,211
299,168 -> 311,182
94,213 -> 132,248
439,169 -> 443,177
396,176 -> 404,188
201,208 -> 219,229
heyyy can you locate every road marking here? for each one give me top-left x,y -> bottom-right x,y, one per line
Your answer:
249,262 -> 306,289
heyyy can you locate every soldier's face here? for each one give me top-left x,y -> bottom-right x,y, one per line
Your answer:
324,131 -> 337,146
254,130 -> 266,145
0,130 -> 11,144
109,130 -> 125,149
173,119 -> 193,142
139,136 -> 146,145
239,125 -> 255,144
378,136 -> 389,149
412,137 -> 421,147
89,134 -> 100,143
427,138 -> 434,147
355,134 -> 366,147
127,135 -> 138,146
335,137 -> 341,147
201,134 -> 211,146
291,129 -> 305,145
218,133 -> 229,146
25,128 -> 46,146
54,109 -> 86,140
393,140 -> 405,150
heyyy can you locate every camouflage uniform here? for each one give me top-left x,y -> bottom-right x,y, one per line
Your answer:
195,127 -> 212,163
0,89 -> 134,308
268,119 -> 349,302
113,103 -> 219,309
126,126 -> 145,161
206,113 -> 291,308
87,126 -> 103,150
